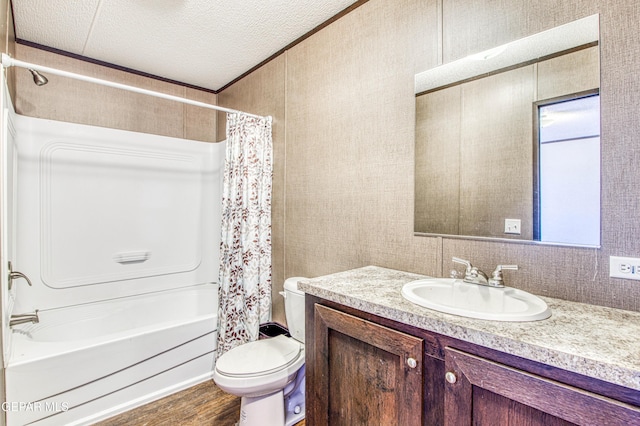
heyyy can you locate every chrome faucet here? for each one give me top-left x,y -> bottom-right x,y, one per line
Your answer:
452,257 -> 488,285
9,310 -> 39,327
452,258 -> 519,287
488,264 -> 519,287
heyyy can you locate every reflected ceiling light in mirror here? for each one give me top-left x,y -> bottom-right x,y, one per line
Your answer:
468,45 -> 508,61
415,14 -> 599,94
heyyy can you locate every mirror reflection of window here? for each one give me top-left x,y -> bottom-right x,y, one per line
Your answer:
537,94 -> 600,246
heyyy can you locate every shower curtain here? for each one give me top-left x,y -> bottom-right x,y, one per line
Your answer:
217,113 -> 273,357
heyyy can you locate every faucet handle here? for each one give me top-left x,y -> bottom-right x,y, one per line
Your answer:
8,261 -> 33,290
489,264 -> 519,287
452,257 -> 472,270
496,265 -> 518,271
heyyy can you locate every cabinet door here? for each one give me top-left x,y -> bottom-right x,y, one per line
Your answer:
312,304 -> 423,426
444,347 -> 640,426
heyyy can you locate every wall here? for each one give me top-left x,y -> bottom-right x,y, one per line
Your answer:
13,45 -> 218,142
219,0 -> 640,324
1,0 -> 14,94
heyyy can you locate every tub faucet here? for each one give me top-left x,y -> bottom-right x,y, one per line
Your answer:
8,261 -> 33,290
9,310 -> 39,327
452,257 -> 488,285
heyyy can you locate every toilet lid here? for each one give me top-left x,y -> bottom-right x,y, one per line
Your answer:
216,335 -> 302,377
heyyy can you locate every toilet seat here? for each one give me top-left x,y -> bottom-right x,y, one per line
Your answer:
213,335 -> 305,398
216,335 -> 302,377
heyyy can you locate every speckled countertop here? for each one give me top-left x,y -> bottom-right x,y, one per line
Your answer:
298,265 -> 640,392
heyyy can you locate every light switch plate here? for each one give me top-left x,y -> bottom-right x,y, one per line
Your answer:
504,218 -> 521,235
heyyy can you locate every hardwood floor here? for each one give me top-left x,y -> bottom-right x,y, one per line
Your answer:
94,380 -> 305,426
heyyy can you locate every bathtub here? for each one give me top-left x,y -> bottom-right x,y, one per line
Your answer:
5,283 -> 218,426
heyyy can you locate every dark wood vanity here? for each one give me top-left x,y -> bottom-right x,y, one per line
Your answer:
305,295 -> 640,425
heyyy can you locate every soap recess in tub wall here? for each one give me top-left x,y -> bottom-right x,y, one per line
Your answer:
113,251 -> 151,264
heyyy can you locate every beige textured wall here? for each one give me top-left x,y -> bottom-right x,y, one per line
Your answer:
284,0 -> 439,279
221,0 -> 640,321
13,45 -> 218,142
415,85 -> 461,236
416,47 -> 599,239
416,65 -> 535,239
1,0 -> 14,95
459,65 -> 535,239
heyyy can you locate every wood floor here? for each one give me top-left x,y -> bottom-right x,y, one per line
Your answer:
94,380 -> 305,426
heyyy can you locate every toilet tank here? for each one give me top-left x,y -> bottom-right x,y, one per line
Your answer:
284,277 -> 307,343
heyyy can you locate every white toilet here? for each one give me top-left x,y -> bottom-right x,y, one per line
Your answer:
213,277 -> 307,426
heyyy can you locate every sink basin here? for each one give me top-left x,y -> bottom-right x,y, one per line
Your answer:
401,278 -> 551,322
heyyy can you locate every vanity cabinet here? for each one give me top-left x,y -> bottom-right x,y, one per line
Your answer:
445,347 -> 640,425
310,303 -> 424,425
305,295 -> 640,426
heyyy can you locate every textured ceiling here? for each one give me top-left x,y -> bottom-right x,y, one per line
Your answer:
12,0 -> 359,91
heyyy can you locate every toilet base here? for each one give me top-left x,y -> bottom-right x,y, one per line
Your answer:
284,364 -> 305,426
239,390 -> 285,426
236,366 -> 305,426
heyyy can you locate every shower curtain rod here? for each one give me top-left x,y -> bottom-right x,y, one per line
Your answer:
1,54 -> 265,120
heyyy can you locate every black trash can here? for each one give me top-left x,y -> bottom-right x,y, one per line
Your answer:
259,322 -> 290,339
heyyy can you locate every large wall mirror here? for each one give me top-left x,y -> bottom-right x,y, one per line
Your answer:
414,14 -> 600,247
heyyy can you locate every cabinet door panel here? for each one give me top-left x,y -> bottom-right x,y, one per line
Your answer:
445,347 -> 640,426
473,387 -> 573,425
313,304 -> 423,426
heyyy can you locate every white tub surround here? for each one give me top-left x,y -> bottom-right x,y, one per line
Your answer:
12,115 -> 224,312
3,112 -> 224,425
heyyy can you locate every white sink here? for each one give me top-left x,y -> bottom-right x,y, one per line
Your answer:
401,278 -> 551,322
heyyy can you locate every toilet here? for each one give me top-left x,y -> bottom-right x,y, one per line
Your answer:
213,277 -> 307,426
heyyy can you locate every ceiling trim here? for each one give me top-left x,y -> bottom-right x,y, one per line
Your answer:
15,38 -> 219,94
13,0 -> 370,95
216,0 -> 370,92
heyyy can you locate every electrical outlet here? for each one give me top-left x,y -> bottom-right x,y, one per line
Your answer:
609,256 -> 640,280
504,218 -> 521,235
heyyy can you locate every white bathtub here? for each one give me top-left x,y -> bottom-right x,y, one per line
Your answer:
5,283 -> 218,426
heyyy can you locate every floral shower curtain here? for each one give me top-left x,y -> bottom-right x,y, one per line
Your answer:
217,112 -> 273,357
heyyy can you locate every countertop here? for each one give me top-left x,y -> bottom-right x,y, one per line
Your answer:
298,265 -> 640,391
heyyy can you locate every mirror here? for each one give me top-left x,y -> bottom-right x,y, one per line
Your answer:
414,15 -> 600,247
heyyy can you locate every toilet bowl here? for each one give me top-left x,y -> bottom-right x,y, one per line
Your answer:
213,277 -> 307,426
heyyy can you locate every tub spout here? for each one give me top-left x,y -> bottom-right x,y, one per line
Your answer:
9,310 -> 39,327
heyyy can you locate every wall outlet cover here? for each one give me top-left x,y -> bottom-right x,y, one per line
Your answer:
609,256 -> 640,280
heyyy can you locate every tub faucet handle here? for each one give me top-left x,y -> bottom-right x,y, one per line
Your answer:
8,261 -> 32,290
